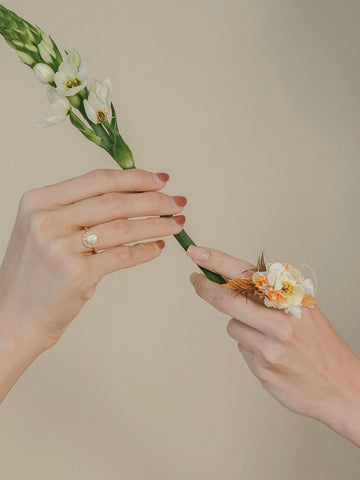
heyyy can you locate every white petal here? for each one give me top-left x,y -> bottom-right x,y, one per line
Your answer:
88,91 -> 105,110
87,78 -> 98,93
301,279 -> 315,296
38,115 -> 67,127
51,99 -> 70,117
63,84 -> 86,96
269,263 -> 285,274
47,87 -> 70,107
288,305 -> 302,319
103,78 -> 112,96
54,62 -> 77,86
264,297 -> 273,308
78,57 -> 88,80
83,100 -> 98,124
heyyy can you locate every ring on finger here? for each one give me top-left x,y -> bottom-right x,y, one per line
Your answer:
81,226 -> 102,254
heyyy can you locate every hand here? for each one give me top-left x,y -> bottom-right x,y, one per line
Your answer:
0,169 -> 187,354
187,245 -> 360,448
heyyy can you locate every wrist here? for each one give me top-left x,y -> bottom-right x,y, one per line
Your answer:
315,360 -> 360,448
0,328 -> 42,403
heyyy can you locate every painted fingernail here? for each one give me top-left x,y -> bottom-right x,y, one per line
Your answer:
155,240 -> 166,250
187,246 -> 209,262
155,172 -> 170,183
190,272 -> 199,286
171,215 -> 186,225
173,196 -> 187,207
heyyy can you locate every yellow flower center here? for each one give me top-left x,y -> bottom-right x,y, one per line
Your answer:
97,110 -> 106,123
282,281 -> 295,296
65,78 -> 80,89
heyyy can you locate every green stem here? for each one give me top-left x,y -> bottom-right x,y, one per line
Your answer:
164,218 -> 226,284
76,103 -> 225,284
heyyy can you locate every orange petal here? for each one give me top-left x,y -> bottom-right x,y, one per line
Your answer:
301,294 -> 317,307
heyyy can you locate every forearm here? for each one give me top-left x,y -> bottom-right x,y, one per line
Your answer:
318,386 -> 360,448
313,354 -> 360,448
0,329 -> 42,404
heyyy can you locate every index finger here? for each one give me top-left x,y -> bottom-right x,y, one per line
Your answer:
34,169 -> 169,206
190,272 -> 284,335
186,245 -> 255,280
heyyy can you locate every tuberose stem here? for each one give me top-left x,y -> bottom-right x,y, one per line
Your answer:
76,101 -> 225,284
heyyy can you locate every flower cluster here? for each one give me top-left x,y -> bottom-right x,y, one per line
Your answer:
224,256 -> 317,318
0,4 -> 134,169
0,3 -> 226,285
252,262 -> 316,318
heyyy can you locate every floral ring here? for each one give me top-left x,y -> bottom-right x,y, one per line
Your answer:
81,226 -> 101,254
223,253 -> 317,318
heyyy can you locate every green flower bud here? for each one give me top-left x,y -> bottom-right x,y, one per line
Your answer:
67,49 -> 81,69
17,50 -> 35,66
68,94 -> 82,108
38,40 -> 55,63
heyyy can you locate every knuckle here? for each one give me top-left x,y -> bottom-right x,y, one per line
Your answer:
43,236 -> 67,261
275,321 -> 295,343
19,188 -> 41,213
27,210 -> 52,241
261,344 -> 283,368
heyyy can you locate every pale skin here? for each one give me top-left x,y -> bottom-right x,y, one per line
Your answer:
186,245 -> 360,448
0,168 -> 187,402
1,177 -> 359,450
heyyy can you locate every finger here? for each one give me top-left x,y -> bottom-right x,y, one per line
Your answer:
72,215 -> 186,253
91,240 -> 166,277
190,272 -> 283,335
186,246 -> 255,280
57,192 -> 187,228
226,318 -> 267,353
32,169 -> 170,207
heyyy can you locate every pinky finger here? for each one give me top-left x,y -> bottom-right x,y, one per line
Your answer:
91,240 -> 165,277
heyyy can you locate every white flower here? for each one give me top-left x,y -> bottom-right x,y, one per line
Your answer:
39,87 -> 71,127
33,63 -> 54,84
54,58 -> 88,96
83,78 -> 112,124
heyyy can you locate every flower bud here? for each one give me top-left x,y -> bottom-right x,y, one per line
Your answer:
17,50 -> 35,66
38,40 -> 55,63
33,63 -> 55,84
68,94 -> 81,108
67,49 -> 81,69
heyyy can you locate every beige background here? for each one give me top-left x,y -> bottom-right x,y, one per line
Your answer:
1,0 -> 360,478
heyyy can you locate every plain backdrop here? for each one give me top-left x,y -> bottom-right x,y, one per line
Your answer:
0,0 -> 359,478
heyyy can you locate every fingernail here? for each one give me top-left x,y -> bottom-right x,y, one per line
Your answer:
155,240 -> 166,250
190,272 -> 199,286
173,196 -> 187,207
187,245 -> 209,262
155,172 -> 170,183
171,215 -> 186,226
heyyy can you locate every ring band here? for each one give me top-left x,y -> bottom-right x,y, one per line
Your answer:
81,226 -> 101,253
